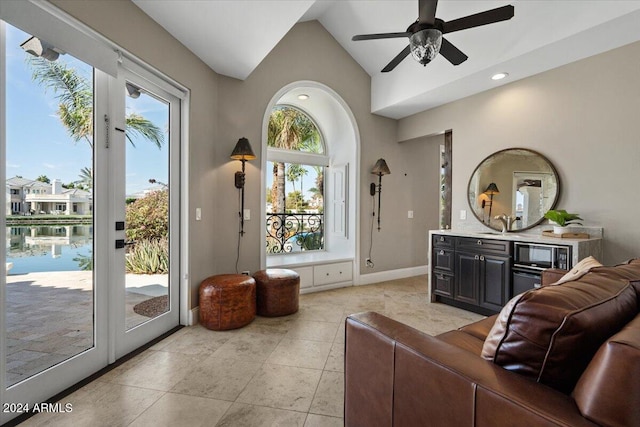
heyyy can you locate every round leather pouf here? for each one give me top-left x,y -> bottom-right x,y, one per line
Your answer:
199,274 -> 256,331
253,269 -> 300,317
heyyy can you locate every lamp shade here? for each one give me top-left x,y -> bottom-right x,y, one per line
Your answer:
230,137 -> 256,161
371,158 -> 391,176
409,29 -> 442,66
484,182 -> 500,195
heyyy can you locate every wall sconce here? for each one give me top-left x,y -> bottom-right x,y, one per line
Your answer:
230,137 -> 256,236
483,182 -> 500,222
370,158 -> 391,231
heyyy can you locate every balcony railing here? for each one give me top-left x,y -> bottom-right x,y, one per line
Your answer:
266,212 -> 323,254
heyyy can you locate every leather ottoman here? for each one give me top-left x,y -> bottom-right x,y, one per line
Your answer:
253,269 -> 300,317
199,274 -> 256,330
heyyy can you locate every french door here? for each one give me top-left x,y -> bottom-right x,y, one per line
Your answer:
1,19 -> 182,424
109,63 -> 180,360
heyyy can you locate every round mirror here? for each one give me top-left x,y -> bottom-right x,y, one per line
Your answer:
467,148 -> 560,232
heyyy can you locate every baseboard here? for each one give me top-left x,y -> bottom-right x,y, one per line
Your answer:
356,265 -> 428,286
188,306 -> 199,326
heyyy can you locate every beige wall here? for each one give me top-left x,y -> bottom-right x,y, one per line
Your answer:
217,21 -> 404,276
398,41 -> 640,265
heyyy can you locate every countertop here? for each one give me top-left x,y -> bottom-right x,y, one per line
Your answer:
429,229 -> 602,244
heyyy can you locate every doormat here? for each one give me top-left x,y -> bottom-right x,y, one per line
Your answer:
133,295 -> 169,318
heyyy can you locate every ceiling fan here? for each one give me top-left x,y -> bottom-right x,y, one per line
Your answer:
352,0 -> 514,72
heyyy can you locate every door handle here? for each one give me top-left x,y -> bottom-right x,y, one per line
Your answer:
115,239 -> 135,249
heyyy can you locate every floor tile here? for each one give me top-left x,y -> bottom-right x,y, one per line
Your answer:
170,356 -> 262,401
128,393 -> 231,427
20,381 -> 164,427
101,350 -> 203,391
266,338 -> 332,370
236,364 -> 322,412
304,414 -> 344,427
284,320 -> 339,342
216,403 -> 306,427
309,371 -> 344,418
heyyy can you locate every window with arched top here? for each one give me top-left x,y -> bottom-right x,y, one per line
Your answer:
266,106 -> 328,254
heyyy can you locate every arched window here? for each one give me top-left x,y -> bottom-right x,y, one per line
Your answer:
266,106 -> 328,253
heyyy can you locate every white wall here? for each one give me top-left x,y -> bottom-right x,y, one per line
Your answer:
398,41 -> 640,265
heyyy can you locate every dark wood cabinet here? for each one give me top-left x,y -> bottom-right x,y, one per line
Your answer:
432,234 -> 512,315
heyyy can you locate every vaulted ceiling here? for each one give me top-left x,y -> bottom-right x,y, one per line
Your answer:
132,0 -> 640,119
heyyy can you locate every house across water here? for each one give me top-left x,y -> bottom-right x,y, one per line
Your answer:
6,176 -> 92,216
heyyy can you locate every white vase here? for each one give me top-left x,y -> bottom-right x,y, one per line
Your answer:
553,225 -> 572,234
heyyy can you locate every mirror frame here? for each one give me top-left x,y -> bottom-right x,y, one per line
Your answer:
467,148 -> 560,232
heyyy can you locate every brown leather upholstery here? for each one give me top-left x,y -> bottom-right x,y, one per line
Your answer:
345,312 -> 599,427
541,268 -> 567,286
573,311 -> 640,427
253,269 -> 300,317
483,261 -> 640,393
199,274 -> 256,330
344,262 -> 640,426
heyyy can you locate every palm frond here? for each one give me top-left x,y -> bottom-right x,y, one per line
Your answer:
125,113 -> 165,149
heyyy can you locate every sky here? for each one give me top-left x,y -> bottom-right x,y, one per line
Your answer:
5,23 -> 169,196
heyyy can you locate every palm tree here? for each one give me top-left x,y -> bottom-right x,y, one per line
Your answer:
267,107 -> 320,213
28,57 -> 164,149
286,164 -> 308,211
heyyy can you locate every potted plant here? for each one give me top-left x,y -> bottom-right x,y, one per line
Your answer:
544,209 -> 583,234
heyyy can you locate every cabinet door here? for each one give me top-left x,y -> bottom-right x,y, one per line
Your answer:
433,271 -> 453,297
454,252 -> 479,305
480,255 -> 510,312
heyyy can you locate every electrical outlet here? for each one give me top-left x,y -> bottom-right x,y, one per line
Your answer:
243,209 -> 250,221
195,207 -> 201,221
460,209 -> 467,220
365,258 -> 374,268
241,270 -> 250,276
408,210 -> 414,219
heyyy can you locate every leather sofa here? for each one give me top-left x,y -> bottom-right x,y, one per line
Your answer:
344,260 -> 640,427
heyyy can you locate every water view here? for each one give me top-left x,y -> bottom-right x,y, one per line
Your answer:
6,224 -> 93,274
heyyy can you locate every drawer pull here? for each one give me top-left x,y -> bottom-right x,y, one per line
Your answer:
534,283 -> 541,289
326,273 -> 329,276
439,236 -> 445,242
480,255 -> 485,261
477,240 -> 482,245
437,274 -> 445,280
439,250 -> 445,255
475,255 -> 479,260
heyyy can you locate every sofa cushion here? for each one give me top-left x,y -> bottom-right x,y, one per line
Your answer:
572,312 -> 640,427
481,259 -> 640,393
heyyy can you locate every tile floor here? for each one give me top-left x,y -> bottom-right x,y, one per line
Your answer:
20,276 -> 484,427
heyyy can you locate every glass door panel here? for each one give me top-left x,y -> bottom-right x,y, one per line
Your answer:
124,83 -> 170,330
3,22 -> 96,387
113,65 -> 179,358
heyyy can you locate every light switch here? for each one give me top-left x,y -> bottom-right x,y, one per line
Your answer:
408,210 -> 414,219
195,208 -> 201,221
243,209 -> 250,221
460,209 -> 467,220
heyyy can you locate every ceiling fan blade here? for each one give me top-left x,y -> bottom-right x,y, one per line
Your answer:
382,45 -> 411,73
418,0 -> 438,25
352,32 -> 411,41
442,5 -> 514,34
439,37 -> 468,65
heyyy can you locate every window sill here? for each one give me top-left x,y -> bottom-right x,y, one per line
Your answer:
267,251 -> 353,269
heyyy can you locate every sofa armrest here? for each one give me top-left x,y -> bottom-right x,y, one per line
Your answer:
345,312 -> 598,427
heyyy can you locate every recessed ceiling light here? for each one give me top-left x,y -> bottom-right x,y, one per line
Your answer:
297,94 -> 309,100
491,72 -> 509,81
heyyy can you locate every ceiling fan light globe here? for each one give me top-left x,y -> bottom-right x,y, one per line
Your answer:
409,29 -> 442,66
